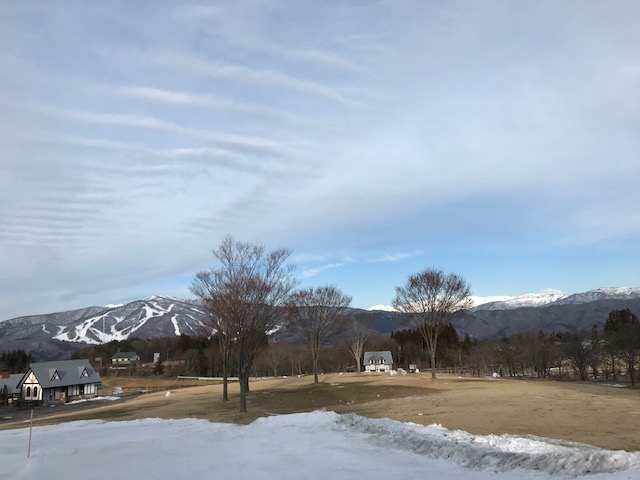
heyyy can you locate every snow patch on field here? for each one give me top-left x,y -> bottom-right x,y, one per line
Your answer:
0,411 -> 638,479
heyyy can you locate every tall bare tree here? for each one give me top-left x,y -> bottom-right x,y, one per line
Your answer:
286,285 -> 352,383
345,313 -> 372,373
393,267 -> 472,379
191,236 -> 296,412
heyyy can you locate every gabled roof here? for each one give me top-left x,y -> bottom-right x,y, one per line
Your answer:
363,351 -> 393,365
0,374 -> 23,395
19,359 -> 101,389
111,352 -> 140,360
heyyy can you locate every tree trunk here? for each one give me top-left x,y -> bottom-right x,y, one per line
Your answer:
221,356 -> 229,401
312,349 -> 319,383
430,349 -> 437,379
239,364 -> 249,413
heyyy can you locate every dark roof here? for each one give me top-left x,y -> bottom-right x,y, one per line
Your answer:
0,374 -> 23,395
363,351 -> 393,365
111,352 -> 140,360
20,359 -> 101,389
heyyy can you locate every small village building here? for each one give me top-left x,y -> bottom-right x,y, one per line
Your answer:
0,370 -> 22,404
111,352 -> 140,367
17,359 -> 101,405
363,351 -> 393,373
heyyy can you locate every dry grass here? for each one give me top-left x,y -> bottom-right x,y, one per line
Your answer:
3,373 -> 639,451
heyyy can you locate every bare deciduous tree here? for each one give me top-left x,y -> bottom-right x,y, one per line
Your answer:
346,313 -> 371,373
191,279 -> 236,402
286,285 -> 352,383
191,236 -> 296,412
393,268 -> 472,379
558,332 -> 598,381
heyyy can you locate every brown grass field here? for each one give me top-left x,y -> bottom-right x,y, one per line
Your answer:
2,373 -> 639,451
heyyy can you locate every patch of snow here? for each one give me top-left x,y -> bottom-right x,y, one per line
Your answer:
41,324 -> 49,334
170,315 -> 180,336
470,295 -> 515,308
65,396 -> 121,405
590,287 -> 640,296
267,325 -> 281,335
366,304 -> 397,312
1,411 -> 638,479
52,312 -> 112,345
474,289 -> 567,311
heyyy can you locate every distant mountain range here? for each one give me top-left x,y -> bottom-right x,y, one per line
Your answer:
2,288 -> 640,361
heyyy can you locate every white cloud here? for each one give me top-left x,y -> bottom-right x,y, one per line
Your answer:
367,252 -> 421,263
1,1 -> 639,319
301,263 -> 344,279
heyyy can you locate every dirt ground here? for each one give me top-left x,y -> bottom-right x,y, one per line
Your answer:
2,373 -> 639,451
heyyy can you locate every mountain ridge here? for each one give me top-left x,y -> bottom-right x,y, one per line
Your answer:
2,288 -> 639,361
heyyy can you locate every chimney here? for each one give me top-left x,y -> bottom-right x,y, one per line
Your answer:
1,369 -> 9,379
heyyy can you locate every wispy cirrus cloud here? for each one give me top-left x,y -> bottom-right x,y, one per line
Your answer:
1,1 -> 639,321
41,108 -> 284,153
367,251 -> 422,263
301,263 -> 344,279
154,52 -> 361,106
113,86 -> 313,125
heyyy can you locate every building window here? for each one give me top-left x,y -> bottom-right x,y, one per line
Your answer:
33,387 -> 38,399
26,386 -> 31,398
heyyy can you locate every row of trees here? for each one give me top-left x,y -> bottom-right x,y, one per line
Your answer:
64,234 -> 640,413
190,235 -> 474,412
454,309 -> 640,384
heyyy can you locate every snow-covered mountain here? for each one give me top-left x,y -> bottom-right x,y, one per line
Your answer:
2,287 -> 640,360
554,287 -> 640,305
51,295 -> 208,345
471,288 -> 568,311
472,287 -> 640,311
0,296 -> 209,360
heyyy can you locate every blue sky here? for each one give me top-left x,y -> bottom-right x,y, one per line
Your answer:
1,1 -> 639,320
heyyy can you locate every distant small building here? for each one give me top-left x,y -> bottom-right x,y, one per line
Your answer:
0,370 -> 22,404
363,351 -> 393,373
111,352 -> 141,367
17,359 -> 101,404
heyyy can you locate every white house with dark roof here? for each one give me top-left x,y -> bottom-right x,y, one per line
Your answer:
111,352 -> 140,367
17,359 -> 101,404
363,351 -> 393,373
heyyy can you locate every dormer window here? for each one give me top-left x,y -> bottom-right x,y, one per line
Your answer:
51,371 -> 60,381
81,368 -> 89,378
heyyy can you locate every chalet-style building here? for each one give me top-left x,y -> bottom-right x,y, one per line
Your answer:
363,351 -> 393,373
17,359 -> 101,404
111,352 -> 141,367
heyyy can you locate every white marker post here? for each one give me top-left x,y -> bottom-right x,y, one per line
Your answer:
27,408 -> 33,458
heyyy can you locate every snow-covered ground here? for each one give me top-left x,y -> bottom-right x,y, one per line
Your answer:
1,411 -> 638,479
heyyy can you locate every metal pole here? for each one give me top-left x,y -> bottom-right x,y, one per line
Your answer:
28,408 -> 33,458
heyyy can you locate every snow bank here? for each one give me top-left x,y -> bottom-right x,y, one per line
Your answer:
65,396 -> 121,405
1,411 -> 638,480
336,413 -> 640,476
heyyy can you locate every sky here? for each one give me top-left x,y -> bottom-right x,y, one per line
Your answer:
1,1 -> 640,320
1,410 -> 639,479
